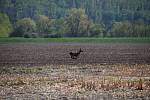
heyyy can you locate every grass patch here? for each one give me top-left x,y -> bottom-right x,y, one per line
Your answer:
0,66 -> 44,74
0,37 -> 150,43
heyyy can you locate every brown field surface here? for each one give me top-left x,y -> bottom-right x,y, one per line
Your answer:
0,43 -> 150,100
0,43 -> 150,66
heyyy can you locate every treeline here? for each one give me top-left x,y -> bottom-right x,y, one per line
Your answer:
0,0 -> 150,37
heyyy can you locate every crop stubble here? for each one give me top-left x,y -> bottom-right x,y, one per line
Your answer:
0,43 -> 150,99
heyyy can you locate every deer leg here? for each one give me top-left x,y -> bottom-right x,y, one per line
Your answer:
71,55 -> 75,59
73,56 -> 76,59
74,56 -> 77,59
71,56 -> 73,59
72,56 -> 77,59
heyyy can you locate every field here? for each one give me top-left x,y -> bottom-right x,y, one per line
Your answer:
0,43 -> 150,66
0,39 -> 150,100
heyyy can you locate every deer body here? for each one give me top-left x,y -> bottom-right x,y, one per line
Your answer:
69,48 -> 83,59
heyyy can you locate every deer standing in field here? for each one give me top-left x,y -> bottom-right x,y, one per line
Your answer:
69,48 -> 83,59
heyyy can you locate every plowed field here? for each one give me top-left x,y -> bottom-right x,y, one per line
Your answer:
0,43 -> 150,66
0,43 -> 150,100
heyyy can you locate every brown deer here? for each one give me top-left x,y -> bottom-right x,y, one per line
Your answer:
69,48 -> 83,59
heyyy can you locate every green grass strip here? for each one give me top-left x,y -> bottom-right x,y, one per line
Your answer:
0,37 -> 150,43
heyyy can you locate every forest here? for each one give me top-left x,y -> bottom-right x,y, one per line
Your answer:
0,0 -> 150,37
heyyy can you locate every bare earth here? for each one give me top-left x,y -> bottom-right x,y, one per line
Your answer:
0,43 -> 150,100
0,43 -> 150,66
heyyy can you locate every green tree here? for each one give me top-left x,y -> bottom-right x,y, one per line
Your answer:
0,13 -> 12,37
89,24 -> 105,37
145,25 -> 150,37
16,18 -> 36,33
50,18 -> 67,37
65,8 -> 91,37
35,15 -> 51,34
0,0 -> 150,37
132,23 -> 147,37
132,19 -> 146,37
111,21 -> 132,37
10,18 -> 36,37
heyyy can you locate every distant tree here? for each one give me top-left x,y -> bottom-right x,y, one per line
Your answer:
131,19 -> 145,37
89,24 -> 105,37
102,11 -> 115,28
65,8 -> 91,37
35,15 -> 51,35
10,26 -> 24,37
78,14 -> 92,37
16,18 -> 36,33
1,0 -> 150,37
0,13 -> 12,37
50,18 -> 67,37
143,12 -> 150,24
133,24 -> 145,37
10,18 -> 36,37
145,25 -> 150,37
111,21 -> 132,37
111,20 -> 150,37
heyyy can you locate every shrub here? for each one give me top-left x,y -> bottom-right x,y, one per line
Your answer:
44,34 -> 61,38
23,33 -> 30,38
10,18 -> 36,37
0,13 -> 13,37
9,27 -> 24,37
23,33 -> 39,38
16,18 -> 36,33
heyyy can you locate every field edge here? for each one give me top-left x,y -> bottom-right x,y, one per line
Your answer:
0,37 -> 150,43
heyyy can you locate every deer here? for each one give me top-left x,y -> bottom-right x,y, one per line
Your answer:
69,48 -> 83,59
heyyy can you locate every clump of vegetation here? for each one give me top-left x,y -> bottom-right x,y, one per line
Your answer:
35,15 -> 51,35
0,13 -> 12,37
79,77 -> 147,92
10,18 -> 36,37
1,0 -> 150,38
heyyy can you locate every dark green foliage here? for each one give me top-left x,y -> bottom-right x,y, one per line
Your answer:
90,24 -> 105,37
16,18 -> 36,33
1,0 -> 149,24
10,18 -> 36,37
43,34 -> 62,38
0,0 -> 150,37
50,18 -> 67,37
23,34 -> 30,38
111,21 -> 150,37
35,15 -> 51,34
23,33 -> 39,38
9,27 -> 24,37
65,8 -> 91,37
